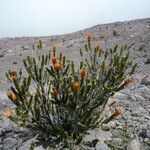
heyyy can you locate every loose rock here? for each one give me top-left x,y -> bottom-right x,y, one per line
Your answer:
95,141 -> 111,150
141,75 -> 150,85
3,137 -> 18,150
145,58 -> 150,64
127,139 -> 141,150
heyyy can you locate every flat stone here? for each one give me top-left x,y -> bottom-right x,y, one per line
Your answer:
84,130 -> 112,143
113,92 -> 126,99
145,58 -> 150,64
146,129 -> 150,138
19,139 -> 35,150
144,138 -> 149,143
113,138 -> 123,146
141,75 -> 150,85
133,94 -> 145,101
131,107 -> 148,117
127,139 -> 141,150
3,137 -> 18,150
95,141 -> 111,150
122,111 -> 132,121
140,125 -> 148,130
21,46 -> 30,50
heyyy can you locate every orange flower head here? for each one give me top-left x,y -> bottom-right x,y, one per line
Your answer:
3,108 -> 13,118
34,91 -> 40,100
51,56 -> 57,64
7,90 -> 13,100
124,77 -> 134,85
80,68 -> 86,78
52,90 -> 59,97
12,93 -> 18,101
52,45 -> 57,52
54,63 -> 61,71
7,90 -> 18,101
86,34 -> 93,42
95,45 -> 101,53
114,108 -> 123,117
9,71 -> 17,77
73,82 -> 80,92
11,76 -> 17,81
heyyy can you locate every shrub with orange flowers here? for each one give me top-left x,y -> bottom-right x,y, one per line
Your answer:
5,36 -> 137,148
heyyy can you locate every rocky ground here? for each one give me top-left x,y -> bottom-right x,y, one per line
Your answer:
0,18 -> 150,149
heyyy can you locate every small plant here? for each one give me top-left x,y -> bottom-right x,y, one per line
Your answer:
4,34 -> 136,148
112,30 -> 119,37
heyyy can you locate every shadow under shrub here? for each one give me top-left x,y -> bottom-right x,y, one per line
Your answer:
4,35 -> 136,149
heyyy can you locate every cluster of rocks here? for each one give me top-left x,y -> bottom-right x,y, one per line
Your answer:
110,75 -> 150,150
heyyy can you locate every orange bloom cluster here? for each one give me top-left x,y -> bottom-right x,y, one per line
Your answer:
124,77 -> 134,85
9,71 -> 17,77
3,108 -> 13,118
34,90 -> 40,100
54,63 -> 61,71
52,90 -> 59,97
95,45 -> 101,53
86,34 -> 93,42
52,56 -> 57,64
52,45 -> 57,52
7,90 -> 18,101
73,82 -> 80,92
80,68 -> 86,78
9,70 -> 17,81
114,108 -> 123,117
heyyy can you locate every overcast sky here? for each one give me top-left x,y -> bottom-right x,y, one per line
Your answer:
0,0 -> 150,37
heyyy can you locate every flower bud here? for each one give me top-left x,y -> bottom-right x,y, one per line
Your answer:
34,91 -> 40,100
124,77 -> 133,85
95,45 -> 101,53
7,90 -> 18,101
3,108 -> 13,118
52,90 -> 59,97
9,71 -> 17,77
80,68 -> 86,78
51,56 -> 57,64
52,45 -> 57,52
11,76 -> 17,81
54,63 -> 61,71
86,34 -> 93,42
73,82 -> 80,92
114,108 -> 123,117
7,90 -> 13,100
